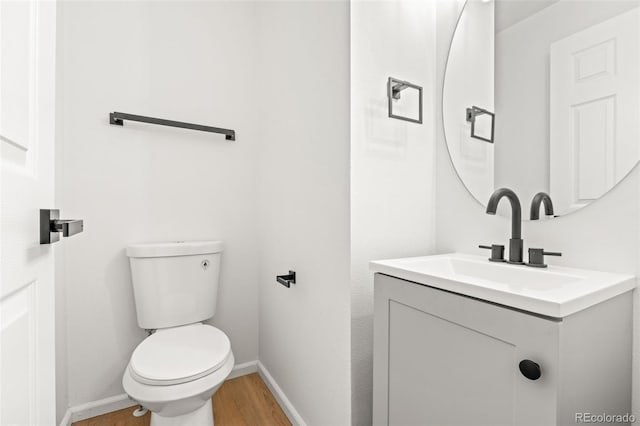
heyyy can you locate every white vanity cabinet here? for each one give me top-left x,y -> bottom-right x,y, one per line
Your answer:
373,273 -> 633,426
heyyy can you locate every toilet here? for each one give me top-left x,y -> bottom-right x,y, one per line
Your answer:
122,241 -> 233,426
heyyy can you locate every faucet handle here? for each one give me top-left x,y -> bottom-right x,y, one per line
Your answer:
526,248 -> 562,268
479,244 -> 506,262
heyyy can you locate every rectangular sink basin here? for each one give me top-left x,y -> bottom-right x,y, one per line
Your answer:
370,253 -> 635,318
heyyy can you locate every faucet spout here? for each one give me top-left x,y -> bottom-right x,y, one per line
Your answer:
486,188 -> 522,239
530,192 -> 554,220
486,188 -> 524,264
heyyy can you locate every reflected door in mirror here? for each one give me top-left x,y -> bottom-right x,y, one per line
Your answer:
550,8 -> 640,214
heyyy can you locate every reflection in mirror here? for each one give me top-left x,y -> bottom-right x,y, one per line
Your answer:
443,0 -> 640,219
467,106 -> 495,143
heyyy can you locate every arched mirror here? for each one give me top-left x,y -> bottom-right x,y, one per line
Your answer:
443,0 -> 640,219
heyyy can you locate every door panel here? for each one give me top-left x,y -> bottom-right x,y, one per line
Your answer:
574,96 -> 615,201
0,0 -> 36,167
0,1 -> 57,424
388,300 -> 514,426
1,284 -> 36,426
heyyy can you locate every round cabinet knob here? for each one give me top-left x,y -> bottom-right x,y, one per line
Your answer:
519,360 -> 541,380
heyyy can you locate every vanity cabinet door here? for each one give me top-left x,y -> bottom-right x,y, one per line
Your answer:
373,274 -> 560,426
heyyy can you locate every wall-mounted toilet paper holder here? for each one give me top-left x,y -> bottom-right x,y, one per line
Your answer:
276,271 -> 296,288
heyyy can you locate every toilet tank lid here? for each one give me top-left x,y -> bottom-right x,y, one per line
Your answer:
126,241 -> 223,258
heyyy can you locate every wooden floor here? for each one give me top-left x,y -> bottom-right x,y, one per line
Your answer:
72,373 -> 290,426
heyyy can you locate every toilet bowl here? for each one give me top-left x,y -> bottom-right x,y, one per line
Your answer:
123,323 -> 234,425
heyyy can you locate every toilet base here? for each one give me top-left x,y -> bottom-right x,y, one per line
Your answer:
150,400 -> 213,426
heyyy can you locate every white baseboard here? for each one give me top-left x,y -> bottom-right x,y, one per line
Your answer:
227,360 -> 258,379
58,409 -> 72,426
257,361 -> 306,426
60,393 -> 137,426
59,360 -> 260,426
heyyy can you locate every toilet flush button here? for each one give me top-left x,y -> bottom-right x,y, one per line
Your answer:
201,260 -> 210,270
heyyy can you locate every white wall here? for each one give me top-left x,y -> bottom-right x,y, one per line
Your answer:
436,0 -> 640,416
57,3 -> 354,423
56,0 -> 260,412
350,1 -> 436,424
255,2 -> 352,425
495,0 -> 639,207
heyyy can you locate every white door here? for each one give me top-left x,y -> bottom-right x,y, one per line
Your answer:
0,1 -> 57,425
550,8 -> 640,214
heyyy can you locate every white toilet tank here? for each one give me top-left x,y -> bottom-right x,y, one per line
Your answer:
126,241 -> 223,329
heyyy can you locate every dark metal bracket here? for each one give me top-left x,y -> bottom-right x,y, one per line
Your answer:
276,270 -> 296,288
466,105 -> 495,143
387,77 -> 423,124
391,82 -> 410,100
40,209 -> 84,244
109,112 -> 236,141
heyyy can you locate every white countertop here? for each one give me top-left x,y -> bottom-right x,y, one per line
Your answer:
370,253 -> 636,318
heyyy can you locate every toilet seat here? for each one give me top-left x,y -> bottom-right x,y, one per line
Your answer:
123,350 -> 235,417
129,323 -> 231,386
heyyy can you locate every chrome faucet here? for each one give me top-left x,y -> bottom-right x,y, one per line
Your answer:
486,188 -> 524,264
530,192 -> 554,220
